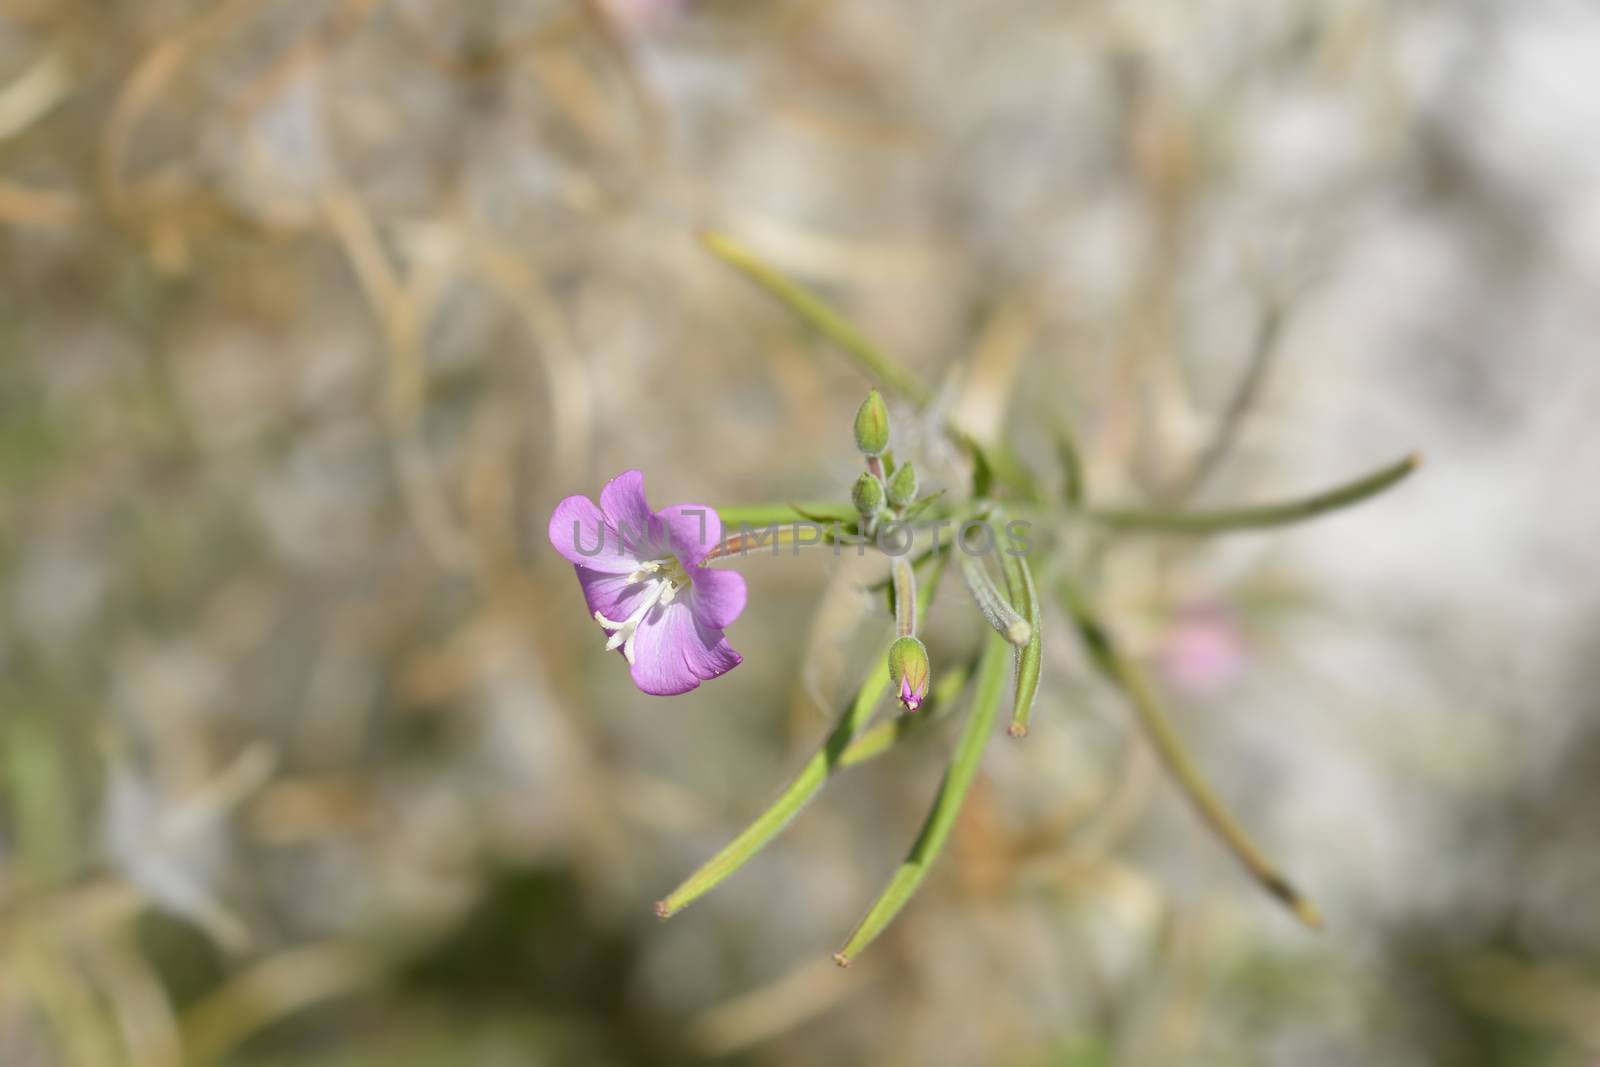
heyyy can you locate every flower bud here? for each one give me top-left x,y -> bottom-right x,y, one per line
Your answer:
853,389 -> 890,456
886,461 -> 918,510
851,472 -> 884,518
887,636 -> 931,712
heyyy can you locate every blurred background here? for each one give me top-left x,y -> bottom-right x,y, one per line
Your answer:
4,1 -> 1600,1064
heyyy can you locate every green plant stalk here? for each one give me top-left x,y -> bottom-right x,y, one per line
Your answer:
1058,580 -> 1324,929
834,630 -> 1011,965
1089,453 -> 1420,535
655,555 -> 948,919
701,231 -> 934,406
1000,550 -> 1043,738
707,522 -> 858,561
891,557 -> 917,637
714,502 -> 854,527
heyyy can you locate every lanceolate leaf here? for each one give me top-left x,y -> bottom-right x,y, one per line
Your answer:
654,654 -> 889,920
700,231 -> 1044,501
1058,579 -> 1323,929
655,553 -> 948,919
701,231 -> 934,407
1053,419 -> 1085,507
1000,549 -> 1043,738
1089,454 -> 1420,535
833,630 -> 1011,965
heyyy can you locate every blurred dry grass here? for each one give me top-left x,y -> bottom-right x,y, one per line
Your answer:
4,1 -> 1600,1065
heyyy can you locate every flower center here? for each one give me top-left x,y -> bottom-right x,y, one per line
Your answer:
593,557 -> 690,664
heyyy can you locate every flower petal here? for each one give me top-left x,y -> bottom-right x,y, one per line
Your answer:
683,617 -> 742,680
688,566 -> 746,629
548,495 -> 640,572
627,602 -> 708,695
659,503 -> 722,564
599,470 -> 667,558
576,565 -> 653,622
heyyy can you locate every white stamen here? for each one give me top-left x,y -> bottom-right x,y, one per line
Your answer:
593,556 -> 690,664
625,561 -> 662,583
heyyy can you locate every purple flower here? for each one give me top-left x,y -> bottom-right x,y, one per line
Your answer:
547,470 -> 745,696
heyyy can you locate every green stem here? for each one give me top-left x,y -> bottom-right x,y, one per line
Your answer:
891,557 -> 917,637
1058,580 -> 1323,929
834,631 -> 1011,965
1090,453 -> 1420,535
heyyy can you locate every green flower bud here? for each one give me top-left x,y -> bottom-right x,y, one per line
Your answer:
851,472 -> 884,517
886,461 -> 918,510
887,636 -> 931,712
853,389 -> 890,456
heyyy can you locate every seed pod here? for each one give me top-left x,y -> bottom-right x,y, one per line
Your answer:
958,552 -> 1032,647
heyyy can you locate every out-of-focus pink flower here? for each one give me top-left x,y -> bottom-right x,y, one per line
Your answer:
1157,602 -> 1247,694
548,470 -> 744,695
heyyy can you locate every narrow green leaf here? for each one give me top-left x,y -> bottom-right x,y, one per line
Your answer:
1089,453 -> 1420,535
701,231 -> 934,406
833,630 -> 1011,965
655,657 -> 887,919
961,430 -> 995,499
655,553 -> 948,919
899,489 -> 948,523
701,231 -> 1045,502
1058,580 -> 1323,929
999,549 -> 1043,738
1170,301 -> 1285,499
951,429 -> 1044,503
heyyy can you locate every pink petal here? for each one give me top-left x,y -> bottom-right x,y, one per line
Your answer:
683,619 -> 742,680
576,565 -> 654,622
548,495 -> 641,572
659,503 -> 722,564
688,566 -> 746,629
627,601 -> 742,695
599,470 -> 665,558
